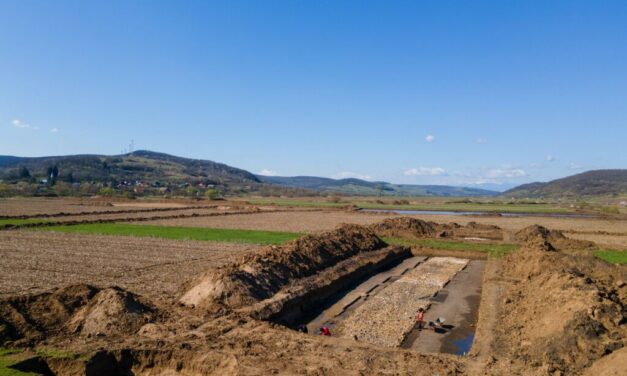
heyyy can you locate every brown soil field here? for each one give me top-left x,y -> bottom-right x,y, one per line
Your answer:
408,212 -> 626,233
0,197 -> 199,216
143,210 -> 395,232
407,213 -> 627,248
144,209 -> 627,247
1,205 -> 626,375
38,206 -> 250,223
0,231 -> 260,303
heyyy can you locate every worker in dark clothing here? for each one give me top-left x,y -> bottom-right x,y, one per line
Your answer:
297,325 -> 308,334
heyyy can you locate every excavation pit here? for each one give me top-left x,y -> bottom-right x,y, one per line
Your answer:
268,253 -> 485,355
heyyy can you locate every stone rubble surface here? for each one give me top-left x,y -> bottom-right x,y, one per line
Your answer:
335,257 -> 469,347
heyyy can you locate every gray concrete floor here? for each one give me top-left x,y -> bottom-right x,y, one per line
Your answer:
401,260 -> 486,355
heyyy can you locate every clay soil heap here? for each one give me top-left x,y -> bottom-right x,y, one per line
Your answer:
179,224 -> 387,310
0,285 -> 155,346
369,217 -> 505,241
483,240 -> 626,375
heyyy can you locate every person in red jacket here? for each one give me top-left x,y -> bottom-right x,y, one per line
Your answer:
415,308 -> 426,330
319,326 -> 331,336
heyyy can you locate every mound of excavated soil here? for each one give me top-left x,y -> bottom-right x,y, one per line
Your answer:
0,284 -> 98,345
66,287 -> 155,337
442,221 -> 504,240
369,217 -> 438,238
0,285 -> 155,345
180,224 -> 387,310
369,217 -> 505,241
515,224 -> 596,250
487,242 -> 626,375
514,224 -> 565,243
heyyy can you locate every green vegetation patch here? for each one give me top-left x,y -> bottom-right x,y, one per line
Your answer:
249,199 -> 347,208
358,202 -> 571,214
0,219 -> 49,227
36,223 -> 302,245
248,198 -> 572,214
0,348 -> 37,376
384,237 -> 518,258
593,250 -> 627,264
35,348 -> 78,360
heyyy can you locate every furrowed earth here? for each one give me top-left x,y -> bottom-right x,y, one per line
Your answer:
0,198 -> 625,375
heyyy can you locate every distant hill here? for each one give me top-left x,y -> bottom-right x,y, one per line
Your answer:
0,150 -> 500,196
257,175 -> 498,197
0,150 -> 260,187
503,170 -> 627,198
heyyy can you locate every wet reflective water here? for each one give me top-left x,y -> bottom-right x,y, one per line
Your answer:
361,209 -> 591,218
452,332 -> 475,356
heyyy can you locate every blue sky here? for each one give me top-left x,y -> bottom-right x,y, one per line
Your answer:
1,1 -> 625,190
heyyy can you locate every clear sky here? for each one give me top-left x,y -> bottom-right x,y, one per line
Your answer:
1,1 -> 626,190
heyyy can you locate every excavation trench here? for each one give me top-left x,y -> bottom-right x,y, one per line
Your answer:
266,250 -> 485,355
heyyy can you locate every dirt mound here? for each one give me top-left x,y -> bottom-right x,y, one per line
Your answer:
66,287 -> 156,337
369,217 -> 504,241
514,224 -> 565,243
488,243 -> 626,375
369,217 -> 438,238
515,224 -> 596,250
438,221 -> 504,240
0,284 -> 98,345
0,285 -> 155,345
180,224 -> 386,310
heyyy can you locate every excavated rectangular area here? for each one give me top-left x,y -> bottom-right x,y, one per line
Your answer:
332,257 -> 470,347
273,254 -> 485,355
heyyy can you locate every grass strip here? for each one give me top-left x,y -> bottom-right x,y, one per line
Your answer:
249,199 -> 347,208
593,250 -> 627,265
35,348 -> 78,360
384,237 -> 518,258
35,223 -> 302,245
0,219 -> 49,227
0,348 -> 37,376
357,202 -> 572,214
248,199 -> 572,214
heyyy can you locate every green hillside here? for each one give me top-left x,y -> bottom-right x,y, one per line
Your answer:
504,170 -> 627,198
256,175 -> 498,197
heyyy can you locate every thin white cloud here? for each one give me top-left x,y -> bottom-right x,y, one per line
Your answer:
12,119 -> 32,129
425,135 -> 435,142
11,119 -> 40,130
569,162 -> 583,170
332,171 -> 372,180
476,138 -> 488,144
485,168 -> 527,178
258,169 -> 278,176
404,167 -> 447,176
545,155 -> 555,162
50,128 -> 59,133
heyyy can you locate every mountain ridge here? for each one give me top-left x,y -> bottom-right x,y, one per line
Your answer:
503,169 -> 627,198
256,175 -> 498,196
0,150 -> 499,196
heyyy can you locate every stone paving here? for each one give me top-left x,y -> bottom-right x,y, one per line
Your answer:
335,257 -> 469,347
